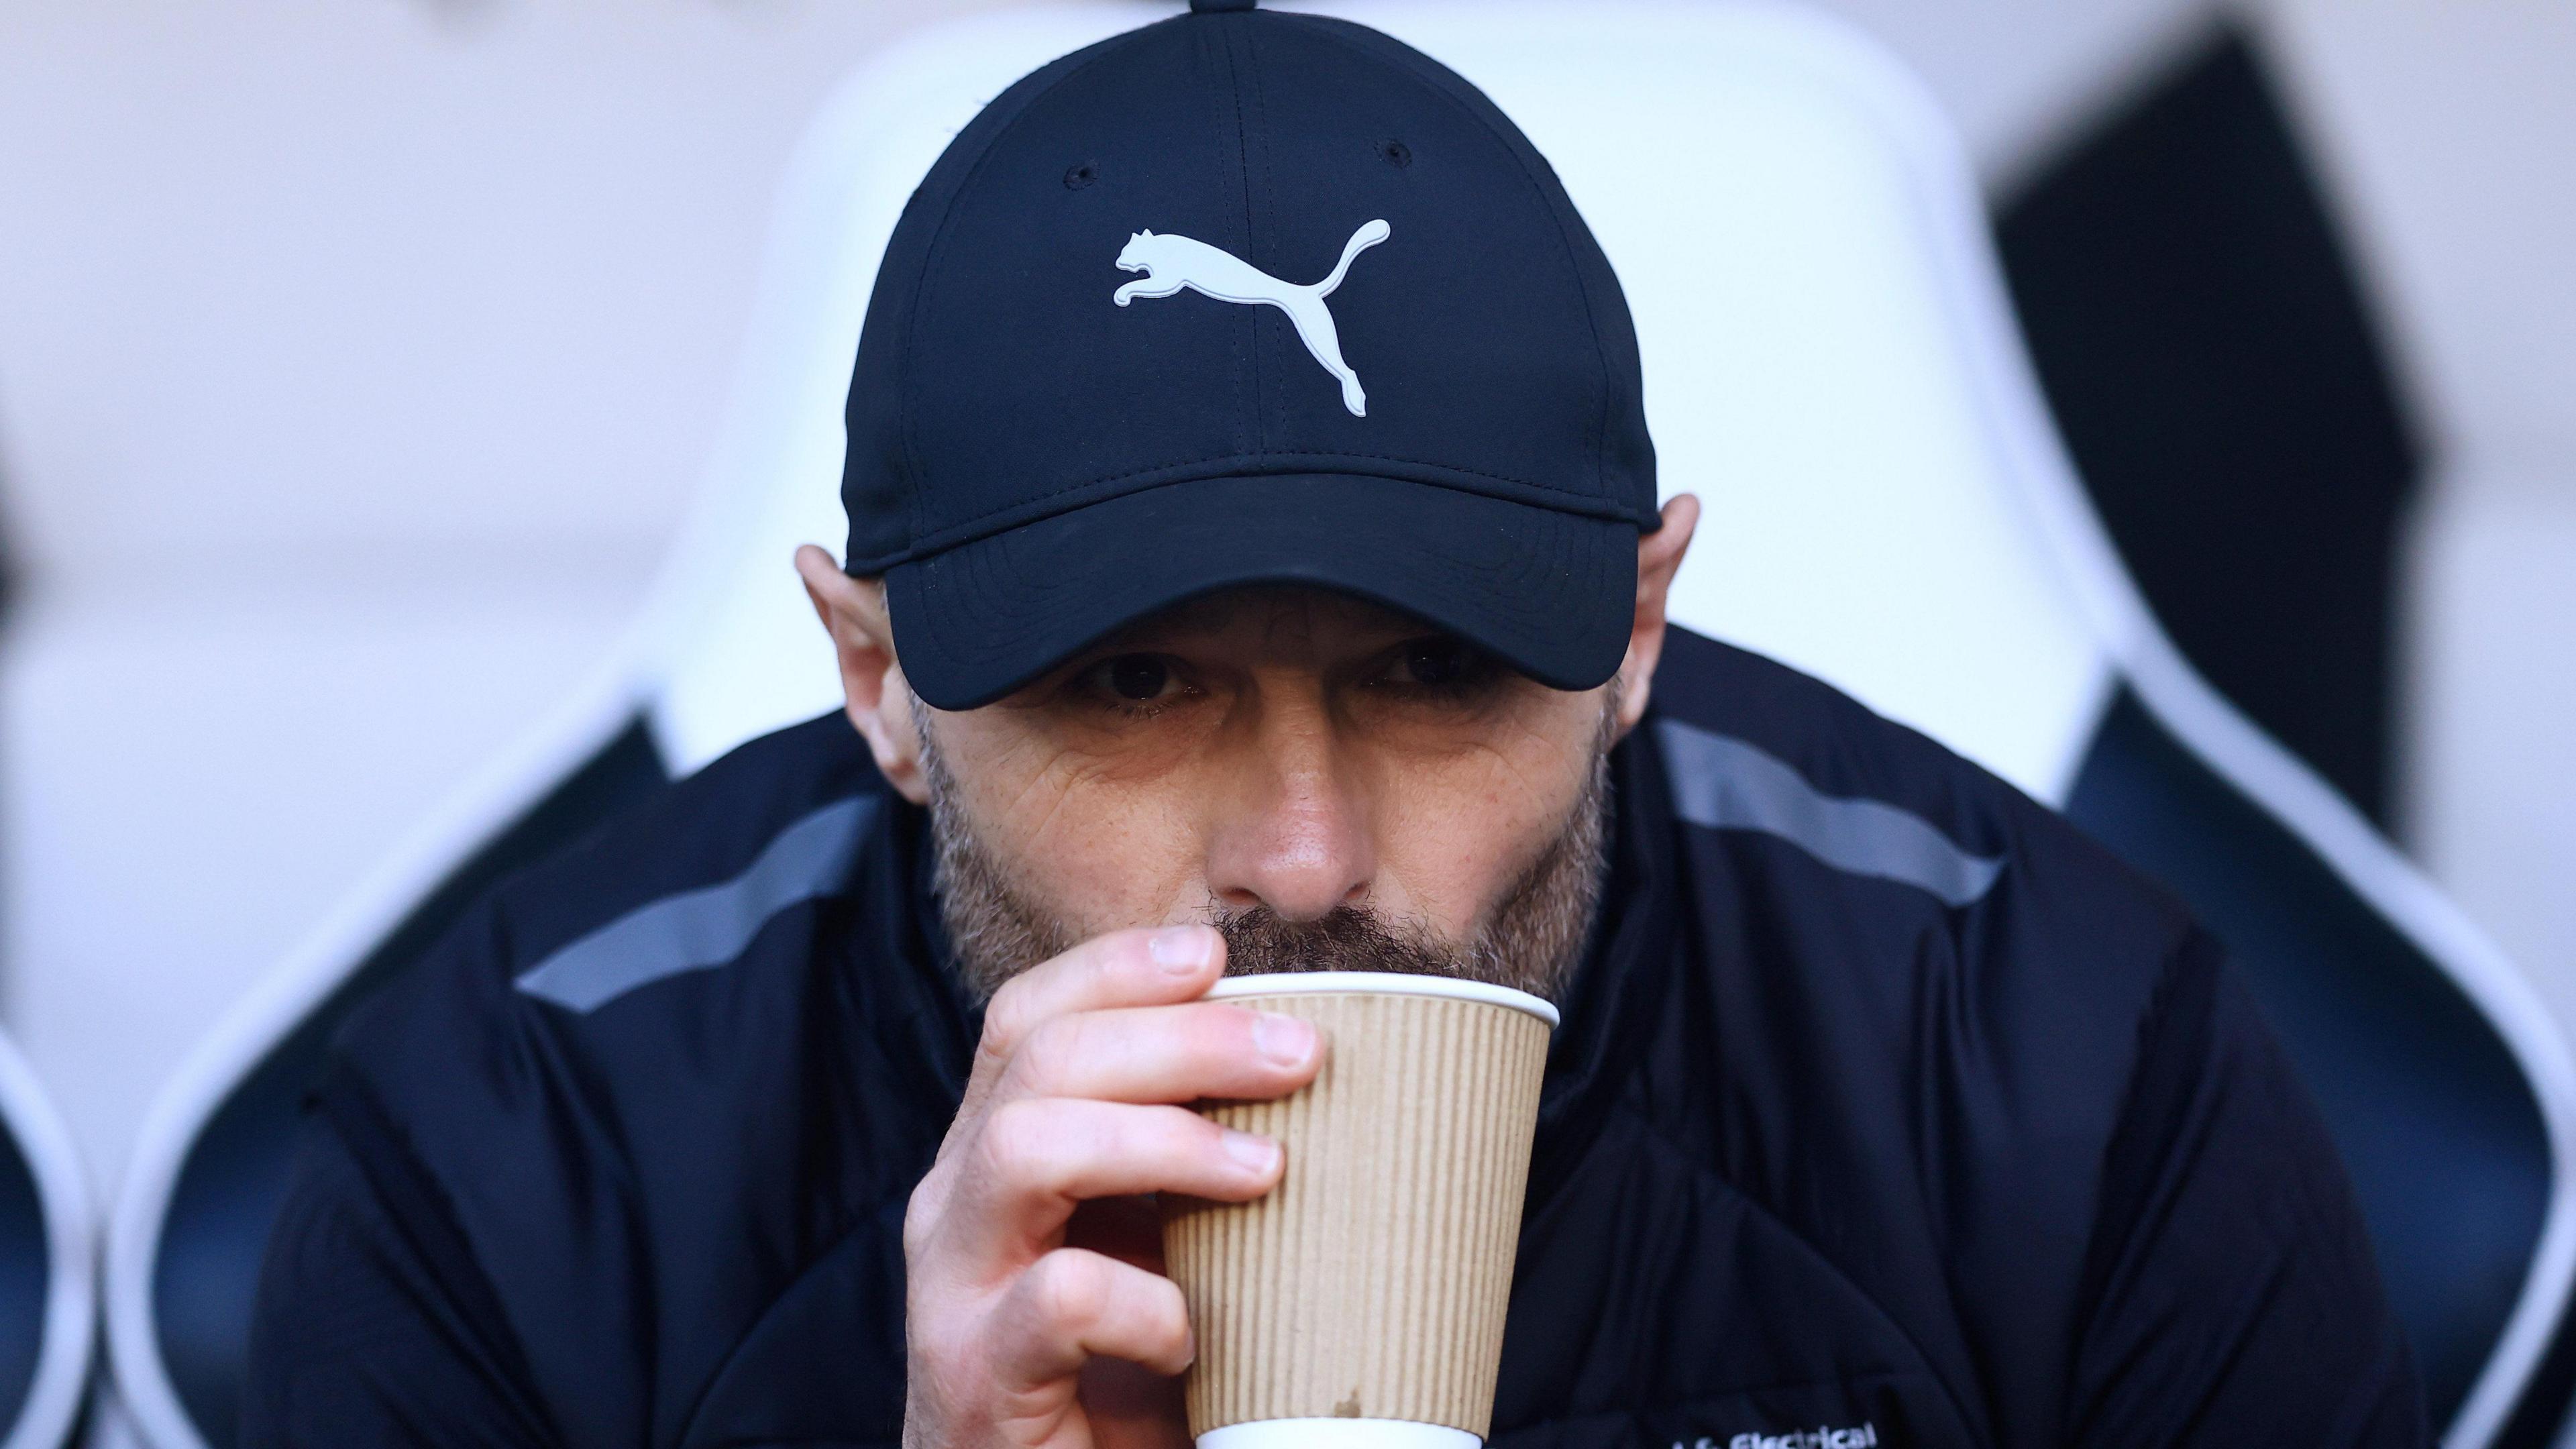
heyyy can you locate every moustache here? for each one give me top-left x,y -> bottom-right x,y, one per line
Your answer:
1217,904 -> 1482,982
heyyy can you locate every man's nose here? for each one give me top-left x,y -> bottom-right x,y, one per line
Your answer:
1202,696 -> 1375,922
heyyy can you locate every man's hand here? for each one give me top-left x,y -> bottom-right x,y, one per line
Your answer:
904,926 -> 1324,1449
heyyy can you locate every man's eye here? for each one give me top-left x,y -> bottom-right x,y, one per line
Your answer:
1089,653 -> 1180,704
1389,638 -> 1490,690
1109,655 -> 1169,700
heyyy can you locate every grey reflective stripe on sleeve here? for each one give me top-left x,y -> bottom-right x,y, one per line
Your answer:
515,795 -> 881,1012
1655,718 -> 2004,906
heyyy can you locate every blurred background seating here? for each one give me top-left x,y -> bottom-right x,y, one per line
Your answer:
1998,21 -> 2421,831
0,1029 -> 95,1449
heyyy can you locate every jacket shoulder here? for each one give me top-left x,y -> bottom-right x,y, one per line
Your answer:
332,710 -> 894,1068
1648,625 -> 2194,950
1639,629 -> 2214,1207
307,712 -> 943,1440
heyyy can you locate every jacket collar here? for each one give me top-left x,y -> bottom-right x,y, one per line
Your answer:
1527,716 -> 1686,1210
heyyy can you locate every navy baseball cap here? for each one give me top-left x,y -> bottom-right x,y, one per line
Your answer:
842,0 -> 1658,710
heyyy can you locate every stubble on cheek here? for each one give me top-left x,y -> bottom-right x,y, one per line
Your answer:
920,698 -> 1615,1005
918,729 -> 1081,1003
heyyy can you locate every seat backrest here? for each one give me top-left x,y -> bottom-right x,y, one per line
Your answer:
122,718 -> 668,1448
0,1033 -> 94,1449
1998,24 -> 2423,828
2064,685 -> 2567,1434
104,5 -> 2576,1447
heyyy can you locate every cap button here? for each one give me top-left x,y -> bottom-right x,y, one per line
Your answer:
1190,0 -> 1258,11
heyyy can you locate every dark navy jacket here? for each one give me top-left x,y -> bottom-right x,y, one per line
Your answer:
245,631 -> 2424,1448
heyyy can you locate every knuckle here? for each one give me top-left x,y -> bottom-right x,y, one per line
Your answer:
1125,1102 -> 1198,1155
976,1099 -> 1060,1186
1079,930 -> 1158,991
1144,1276 -> 1191,1354
1028,1250 -> 1114,1336
1097,926 -> 1158,967
1174,1105 -> 1230,1155
901,1185 -> 935,1255
1190,1002 -> 1258,1055
1008,1016 -> 1082,1094
902,1165 -> 955,1258
977,988 -> 1032,1065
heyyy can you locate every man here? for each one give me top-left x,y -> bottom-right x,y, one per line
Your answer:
246,2 -> 2422,1446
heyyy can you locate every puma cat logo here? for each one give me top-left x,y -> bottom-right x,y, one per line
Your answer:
1113,219 -> 1392,417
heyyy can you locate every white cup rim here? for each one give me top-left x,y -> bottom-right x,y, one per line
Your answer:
1205,971 -> 1560,1028
1197,1419 -> 1481,1449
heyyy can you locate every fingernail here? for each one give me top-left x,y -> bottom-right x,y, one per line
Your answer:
1149,926 -> 1214,973
1252,1012 -> 1317,1068
1222,1129 -> 1281,1175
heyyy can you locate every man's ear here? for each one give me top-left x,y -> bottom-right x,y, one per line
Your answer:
1610,494 -> 1701,739
794,545 -> 930,806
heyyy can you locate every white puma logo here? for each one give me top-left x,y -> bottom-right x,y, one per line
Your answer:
1113,219 -> 1392,417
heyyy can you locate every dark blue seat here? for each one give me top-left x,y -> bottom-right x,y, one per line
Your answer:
133,722 -> 667,1448
0,1036 -> 99,1448
2070,689 -> 2573,1438
1998,23 -> 2573,1438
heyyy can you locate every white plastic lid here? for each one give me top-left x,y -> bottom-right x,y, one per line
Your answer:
1205,970 -> 1559,1028
1199,1419 -> 1481,1449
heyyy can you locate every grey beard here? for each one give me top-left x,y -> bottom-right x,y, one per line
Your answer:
920,706 -> 1614,1006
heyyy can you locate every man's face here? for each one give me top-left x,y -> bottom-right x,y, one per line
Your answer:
916,587 -> 1615,1002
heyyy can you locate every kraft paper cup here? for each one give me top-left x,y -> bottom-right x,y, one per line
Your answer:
1163,971 -> 1560,1449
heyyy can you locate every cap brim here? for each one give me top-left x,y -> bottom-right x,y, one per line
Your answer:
883,474 -> 1640,710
